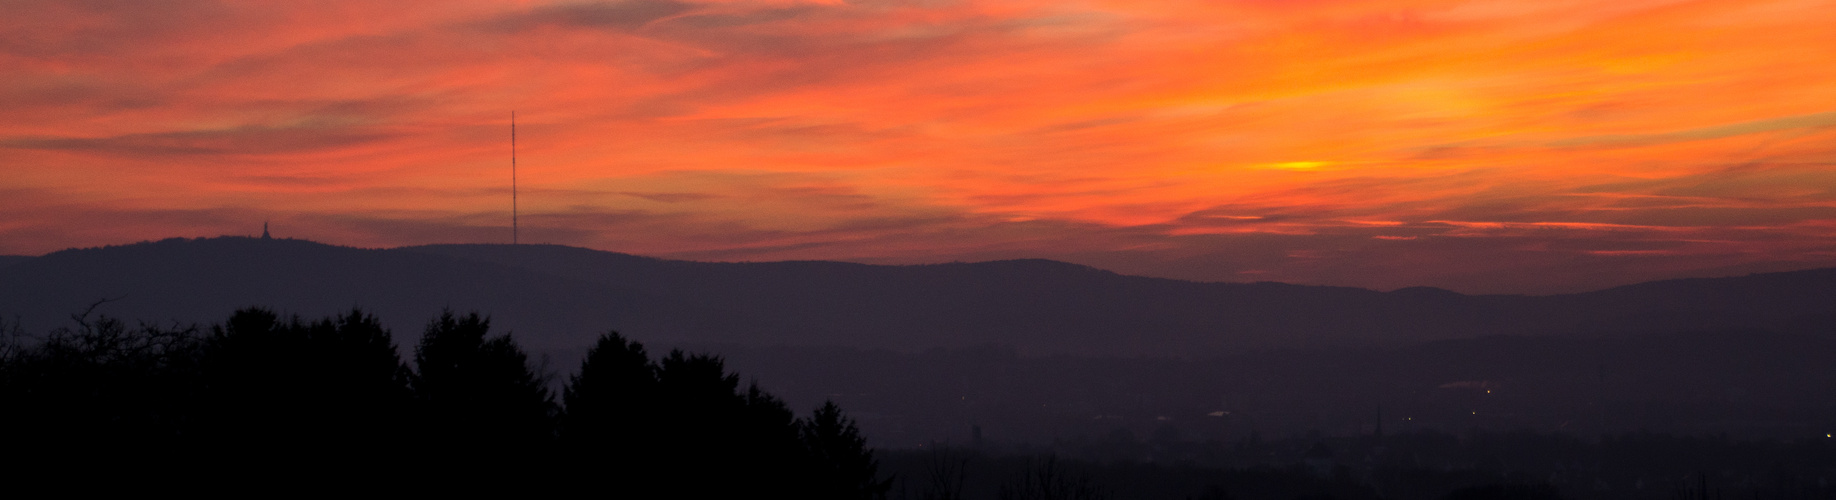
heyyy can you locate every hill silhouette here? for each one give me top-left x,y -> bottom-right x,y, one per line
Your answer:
405,243 -> 1836,352
2,237 -> 1833,357
0,255 -> 29,270
0,237 -> 794,354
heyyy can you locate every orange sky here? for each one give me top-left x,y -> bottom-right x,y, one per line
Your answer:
3,0 -> 1834,293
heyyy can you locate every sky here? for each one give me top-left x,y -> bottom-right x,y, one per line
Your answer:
3,0 -> 1834,294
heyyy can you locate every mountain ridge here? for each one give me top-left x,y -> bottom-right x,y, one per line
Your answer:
3,237 -> 1832,357
0,255 -> 33,270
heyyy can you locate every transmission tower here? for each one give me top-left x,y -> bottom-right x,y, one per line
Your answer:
512,111 -> 518,245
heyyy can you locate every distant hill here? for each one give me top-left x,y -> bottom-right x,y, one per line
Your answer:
404,243 -> 1836,353
0,255 -> 30,270
0,238 -> 790,353
1,237 -> 1832,357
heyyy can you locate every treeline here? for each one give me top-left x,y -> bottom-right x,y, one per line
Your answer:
0,307 -> 889,496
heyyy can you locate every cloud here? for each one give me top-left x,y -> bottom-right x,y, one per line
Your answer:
4,125 -> 399,157
619,191 -> 724,203
485,0 -> 696,32
3,0 -> 1836,293
1550,111 -> 1836,149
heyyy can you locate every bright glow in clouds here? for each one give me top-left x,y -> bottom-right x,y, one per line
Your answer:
3,0 -> 1834,293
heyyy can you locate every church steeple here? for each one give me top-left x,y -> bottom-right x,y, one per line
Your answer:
262,221 -> 271,240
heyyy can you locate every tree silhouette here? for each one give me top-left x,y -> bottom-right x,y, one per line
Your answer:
917,445 -> 973,500
738,382 -> 812,494
998,455 -> 1107,500
197,307 -> 294,453
198,307 -> 412,465
302,309 -> 414,448
412,310 -> 556,459
560,334 -> 894,496
1,305 -> 898,491
649,349 -> 752,495
1,312 -> 203,460
559,331 -> 663,490
562,330 -> 657,442
803,400 -> 894,500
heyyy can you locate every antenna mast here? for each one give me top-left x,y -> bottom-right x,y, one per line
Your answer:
512,111 -> 518,245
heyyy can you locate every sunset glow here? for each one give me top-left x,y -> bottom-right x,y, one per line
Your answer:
4,0 -> 1834,292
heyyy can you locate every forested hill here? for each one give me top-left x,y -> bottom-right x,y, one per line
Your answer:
0,255 -> 30,270
0,238 -> 785,354
2,237 -> 1833,356
406,243 -> 1836,352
